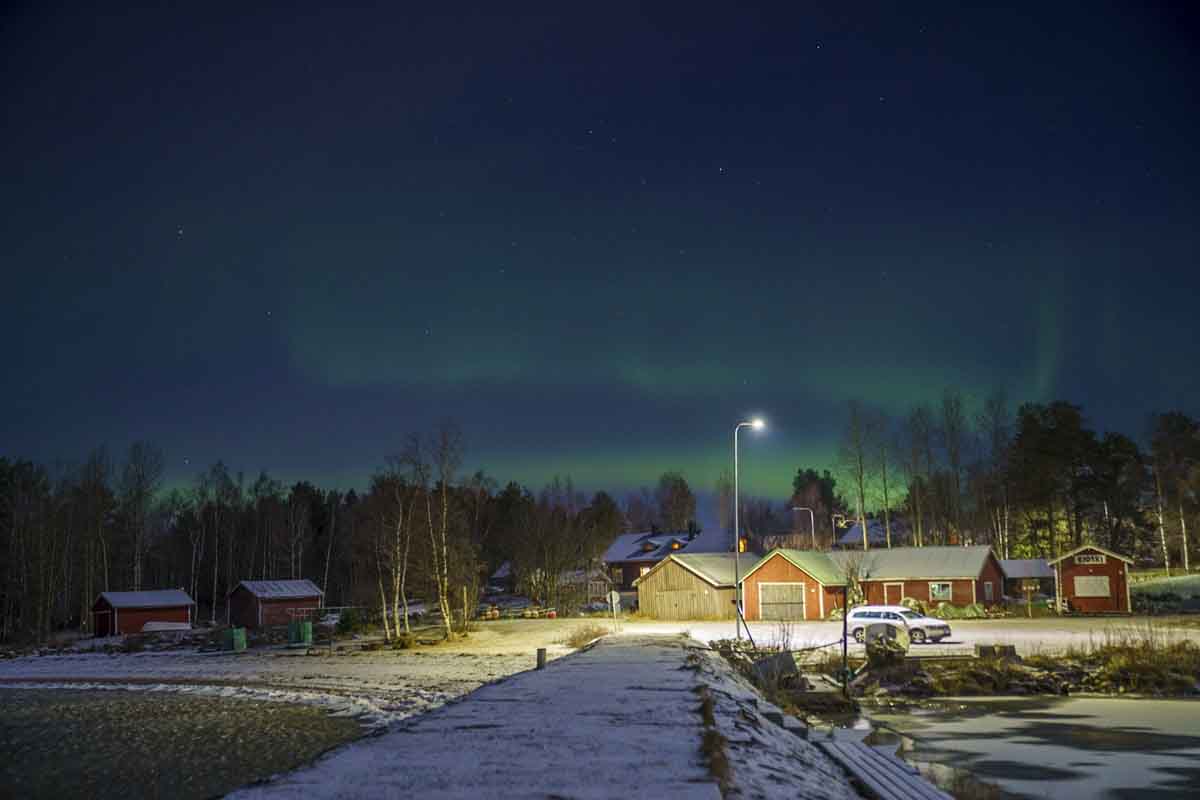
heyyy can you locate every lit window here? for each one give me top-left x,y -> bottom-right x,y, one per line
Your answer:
671,541 -> 680,550
639,566 -> 650,576
929,582 -> 952,602
738,538 -> 747,553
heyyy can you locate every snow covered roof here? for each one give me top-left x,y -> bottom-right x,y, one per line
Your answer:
829,545 -> 997,581
97,589 -> 193,609
999,558 -> 1054,579
602,529 -> 726,564
834,518 -> 911,548
234,579 -> 324,599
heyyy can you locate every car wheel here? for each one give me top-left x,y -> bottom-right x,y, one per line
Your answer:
910,628 -> 926,643
852,628 -> 865,643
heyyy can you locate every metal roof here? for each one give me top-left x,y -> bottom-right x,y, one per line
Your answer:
999,558 -> 1054,579
234,579 -> 324,599
741,549 -> 847,586
835,518 -> 911,548
98,589 -> 193,609
634,553 -> 750,587
829,545 -> 996,580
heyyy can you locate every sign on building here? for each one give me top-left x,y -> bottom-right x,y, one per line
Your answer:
1074,575 -> 1111,597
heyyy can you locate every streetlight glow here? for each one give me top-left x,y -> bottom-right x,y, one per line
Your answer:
751,418 -> 765,431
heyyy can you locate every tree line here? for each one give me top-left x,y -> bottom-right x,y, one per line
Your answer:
808,391 -> 1197,569
0,423 -> 704,644
5,397 -> 1194,641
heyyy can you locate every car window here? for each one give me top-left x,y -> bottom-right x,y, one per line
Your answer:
884,612 -> 902,621
899,610 -> 920,620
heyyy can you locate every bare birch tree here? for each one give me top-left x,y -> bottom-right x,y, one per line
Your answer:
839,400 -> 874,551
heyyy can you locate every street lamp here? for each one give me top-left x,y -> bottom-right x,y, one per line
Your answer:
791,506 -> 817,550
733,417 -> 765,640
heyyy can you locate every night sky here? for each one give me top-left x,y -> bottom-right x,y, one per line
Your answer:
4,4 -> 1198,507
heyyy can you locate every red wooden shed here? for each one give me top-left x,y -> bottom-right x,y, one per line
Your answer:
91,589 -> 194,636
1049,545 -> 1133,614
740,549 -> 847,621
228,579 -> 324,629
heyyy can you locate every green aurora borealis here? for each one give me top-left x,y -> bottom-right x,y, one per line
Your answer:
3,5 -> 1198,514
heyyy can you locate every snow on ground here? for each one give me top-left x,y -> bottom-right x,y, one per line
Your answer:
228,635 -> 857,800
0,621 -> 588,732
689,644 -> 862,799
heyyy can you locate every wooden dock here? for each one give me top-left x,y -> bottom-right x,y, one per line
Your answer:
817,740 -> 951,800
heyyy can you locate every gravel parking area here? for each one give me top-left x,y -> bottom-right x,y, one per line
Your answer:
618,616 -> 1200,657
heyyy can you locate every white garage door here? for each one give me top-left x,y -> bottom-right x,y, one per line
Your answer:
760,583 -> 805,620
1074,575 -> 1111,598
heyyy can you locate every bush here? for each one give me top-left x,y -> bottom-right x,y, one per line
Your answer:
827,607 -> 845,620
934,602 -> 987,619
900,597 -> 927,616
562,623 -> 609,648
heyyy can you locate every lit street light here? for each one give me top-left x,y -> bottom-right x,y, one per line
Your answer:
733,417 -> 765,640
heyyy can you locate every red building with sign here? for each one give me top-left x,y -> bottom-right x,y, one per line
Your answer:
1049,545 -> 1132,614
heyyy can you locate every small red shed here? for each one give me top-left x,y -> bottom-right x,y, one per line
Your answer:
740,549 -> 847,621
228,579 -> 324,629
1049,545 -> 1132,614
91,589 -> 194,636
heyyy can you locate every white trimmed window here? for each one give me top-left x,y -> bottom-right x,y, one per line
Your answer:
929,582 -> 952,602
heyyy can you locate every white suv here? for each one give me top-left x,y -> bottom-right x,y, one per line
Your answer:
845,604 -> 951,644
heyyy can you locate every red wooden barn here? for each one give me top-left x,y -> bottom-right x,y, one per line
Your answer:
228,579 -> 324,629
91,589 -> 194,636
1050,545 -> 1132,614
833,545 -> 1007,608
740,549 -> 847,621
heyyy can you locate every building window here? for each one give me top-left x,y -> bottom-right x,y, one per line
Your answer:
929,582 -> 952,602
639,566 -> 650,577
738,537 -> 747,553
671,541 -> 680,550
983,582 -> 994,603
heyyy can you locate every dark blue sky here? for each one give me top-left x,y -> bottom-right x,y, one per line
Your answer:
3,3 -> 1198,501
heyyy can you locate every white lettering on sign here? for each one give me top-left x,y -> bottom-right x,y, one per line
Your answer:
1074,554 -> 1106,565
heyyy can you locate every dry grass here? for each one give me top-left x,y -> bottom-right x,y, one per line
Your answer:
695,686 -> 732,792
561,623 -> 610,649
1023,623 -> 1200,693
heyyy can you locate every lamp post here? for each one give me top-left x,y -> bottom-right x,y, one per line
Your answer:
733,417 -> 765,640
791,506 -> 817,550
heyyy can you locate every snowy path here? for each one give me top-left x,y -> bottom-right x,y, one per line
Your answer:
229,635 -> 860,800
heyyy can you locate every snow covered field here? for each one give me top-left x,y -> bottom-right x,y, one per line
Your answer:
0,620 -> 587,729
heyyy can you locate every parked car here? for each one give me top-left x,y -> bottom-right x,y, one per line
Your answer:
844,604 -> 952,644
